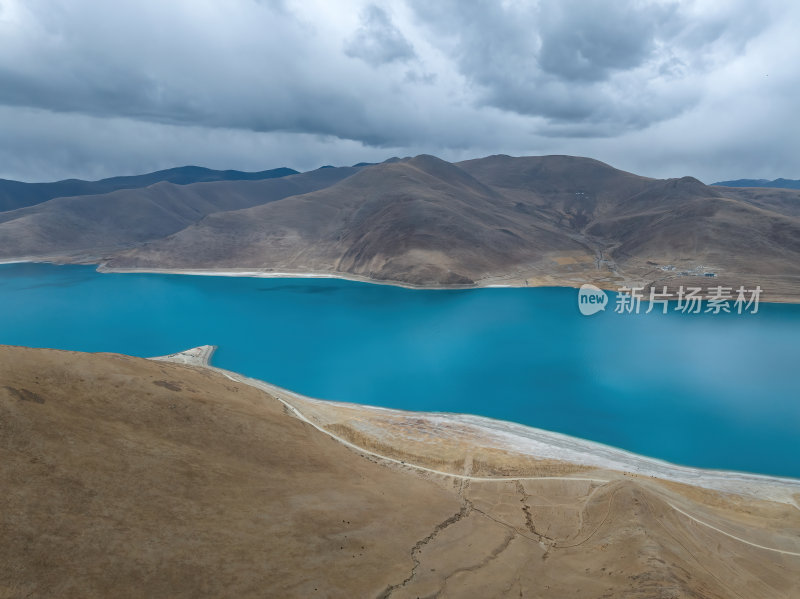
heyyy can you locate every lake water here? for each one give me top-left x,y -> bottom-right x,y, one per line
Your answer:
1,262 -> 798,478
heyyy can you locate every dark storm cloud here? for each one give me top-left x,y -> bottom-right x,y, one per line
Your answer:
0,0 -> 797,183
0,2 -> 356,133
536,1 -> 674,81
344,4 -> 416,66
409,0 -> 767,135
0,1 -> 449,150
0,0 -> 770,137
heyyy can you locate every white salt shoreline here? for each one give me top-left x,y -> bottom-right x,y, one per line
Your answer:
2,261 -> 796,301
90,265 -> 800,302
95,264 -> 527,290
153,345 -> 800,506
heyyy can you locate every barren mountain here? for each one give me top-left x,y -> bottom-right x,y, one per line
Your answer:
106,155 -> 589,285
104,154 -> 800,298
2,345 -> 799,598
0,165 -> 297,212
2,154 -> 800,299
0,166 -> 358,261
459,156 -> 800,291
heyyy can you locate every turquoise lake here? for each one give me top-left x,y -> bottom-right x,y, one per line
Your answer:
1,262 -> 798,478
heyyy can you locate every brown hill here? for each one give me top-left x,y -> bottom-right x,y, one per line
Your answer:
2,345 -> 799,598
457,154 -> 657,229
459,156 -> 800,298
106,155 -> 590,285
104,154 -> 800,298
0,166 -> 298,213
0,166 -> 358,261
3,153 -> 800,299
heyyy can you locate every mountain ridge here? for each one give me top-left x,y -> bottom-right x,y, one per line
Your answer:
0,166 -> 360,261
0,165 -> 299,212
713,178 -> 800,190
2,154 -> 800,301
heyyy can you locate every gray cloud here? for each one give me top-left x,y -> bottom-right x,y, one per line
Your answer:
0,2 -> 353,131
345,4 -> 416,66
0,1 -> 438,148
0,0 -> 797,183
409,0 -> 769,134
536,1 -> 673,82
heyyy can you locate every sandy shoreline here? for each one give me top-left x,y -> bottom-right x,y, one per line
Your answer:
94,264 -> 800,303
1,259 -> 797,301
153,345 -> 800,506
96,264 -> 508,290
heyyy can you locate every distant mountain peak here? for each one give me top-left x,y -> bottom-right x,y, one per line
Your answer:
0,165 -> 300,212
712,178 -> 800,190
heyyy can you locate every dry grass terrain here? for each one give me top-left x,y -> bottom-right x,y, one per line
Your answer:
2,345 -> 799,598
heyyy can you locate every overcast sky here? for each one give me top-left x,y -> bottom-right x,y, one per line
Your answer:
1,0 -> 798,183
